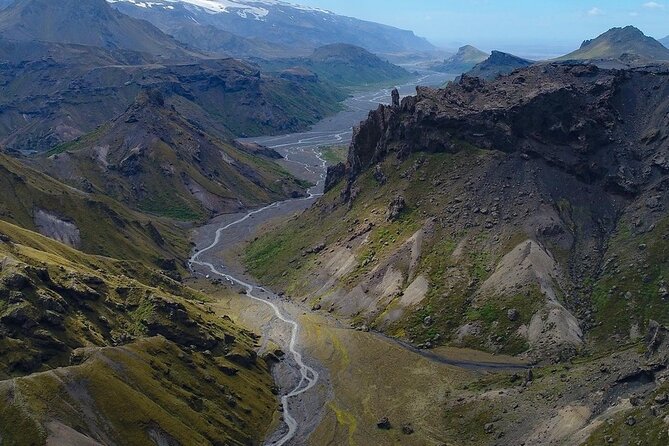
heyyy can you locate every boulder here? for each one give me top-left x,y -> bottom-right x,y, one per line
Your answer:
507,308 -> 519,321
387,195 -> 406,221
373,164 -> 387,185
225,346 -> 257,368
646,320 -> 663,354
377,416 -> 391,430
2,272 -> 31,290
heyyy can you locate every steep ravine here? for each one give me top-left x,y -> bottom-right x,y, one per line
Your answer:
188,73 -> 482,444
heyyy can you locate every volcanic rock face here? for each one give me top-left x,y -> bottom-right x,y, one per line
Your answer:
0,53 -> 343,151
341,63 -> 661,189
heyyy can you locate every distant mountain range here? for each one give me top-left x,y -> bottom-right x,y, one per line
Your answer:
559,26 -> 669,63
0,0 -> 196,60
107,0 -> 435,57
0,0 -> 346,152
439,26 -> 669,85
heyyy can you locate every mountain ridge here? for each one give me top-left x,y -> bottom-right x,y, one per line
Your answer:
248,63 -> 669,364
559,25 -> 669,62
0,0 -> 198,60
0,210 -> 277,445
429,45 -> 489,74
36,89 -> 307,221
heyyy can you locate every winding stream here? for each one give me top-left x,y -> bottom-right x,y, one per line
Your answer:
189,149 -> 329,446
190,71 -> 455,445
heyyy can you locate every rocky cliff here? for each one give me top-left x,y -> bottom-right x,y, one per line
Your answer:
337,63 -> 663,194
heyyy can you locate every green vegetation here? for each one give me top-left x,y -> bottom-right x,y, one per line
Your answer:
558,26 -> 669,61
0,337 -> 277,445
430,45 -> 489,74
138,193 -> 204,221
341,213 -> 421,285
245,148 -> 545,353
320,145 -> 348,165
0,153 -> 188,265
45,124 -> 110,157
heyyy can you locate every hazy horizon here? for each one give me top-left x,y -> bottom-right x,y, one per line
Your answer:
295,0 -> 669,58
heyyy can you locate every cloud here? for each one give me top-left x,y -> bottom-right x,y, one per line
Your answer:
643,1 -> 664,8
587,6 -> 604,15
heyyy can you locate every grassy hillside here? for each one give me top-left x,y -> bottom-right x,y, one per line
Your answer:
558,26 -> 669,62
0,219 -> 277,445
246,149 -> 546,356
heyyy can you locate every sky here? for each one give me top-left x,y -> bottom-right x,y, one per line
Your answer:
294,0 -> 669,58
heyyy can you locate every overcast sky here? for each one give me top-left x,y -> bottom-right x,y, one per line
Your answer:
295,1 -> 669,58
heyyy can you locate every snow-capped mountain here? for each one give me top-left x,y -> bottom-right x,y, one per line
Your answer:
109,0 -> 329,19
107,0 -> 435,56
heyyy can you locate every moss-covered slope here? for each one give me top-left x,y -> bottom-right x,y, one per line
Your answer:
0,219 -> 277,445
